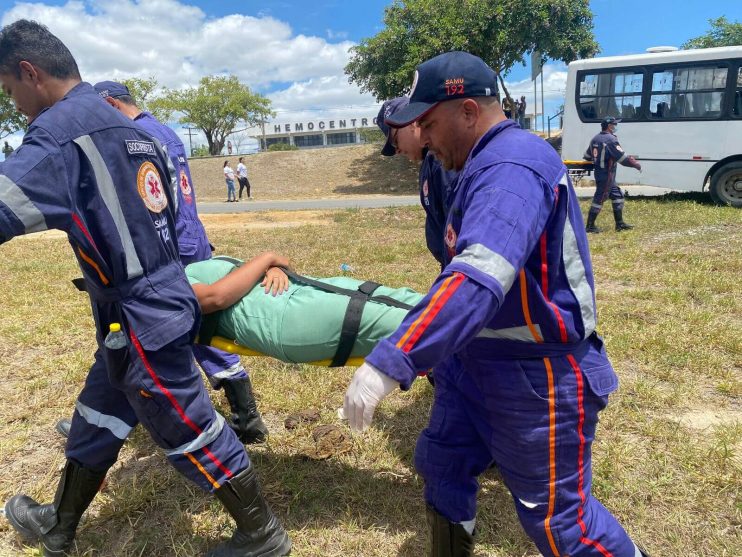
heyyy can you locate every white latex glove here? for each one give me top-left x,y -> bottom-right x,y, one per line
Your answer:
343,362 -> 399,432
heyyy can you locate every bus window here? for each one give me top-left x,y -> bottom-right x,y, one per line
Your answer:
650,65 -> 727,119
734,68 -> 742,117
577,70 -> 643,121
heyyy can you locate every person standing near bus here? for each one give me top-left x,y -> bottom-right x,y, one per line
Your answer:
584,116 -> 642,233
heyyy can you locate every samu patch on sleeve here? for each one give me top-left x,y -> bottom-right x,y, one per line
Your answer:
125,140 -> 156,157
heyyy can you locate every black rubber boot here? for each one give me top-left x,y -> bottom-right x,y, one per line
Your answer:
55,418 -> 71,438
205,464 -> 291,557
585,209 -> 601,234
613,208 -> 634,231
222,376 -> 269,444
4,460 -> 107,557
426,505 -> 475,557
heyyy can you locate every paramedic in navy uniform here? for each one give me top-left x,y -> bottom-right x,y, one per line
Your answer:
93,80 -> 268,444
0,20 -> 289,557
376,96 -> 457,267
344,51 -> 651,557
584,116 -> 642,233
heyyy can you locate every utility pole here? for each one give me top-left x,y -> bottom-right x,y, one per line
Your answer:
184,126 -> 198,156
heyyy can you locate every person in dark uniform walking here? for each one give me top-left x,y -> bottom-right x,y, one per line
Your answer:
584,116 -> 642,233
0,20 -> 289,557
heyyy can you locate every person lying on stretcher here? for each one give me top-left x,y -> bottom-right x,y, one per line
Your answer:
186,251 -> 423,365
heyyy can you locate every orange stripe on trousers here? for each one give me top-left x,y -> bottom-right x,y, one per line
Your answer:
567,354 -> 615,557
542,357 -> 561,556
185,452 -> 221,490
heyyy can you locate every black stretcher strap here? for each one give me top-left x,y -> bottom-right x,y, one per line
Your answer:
200,258 -> 416,367
71,277 -> 87,292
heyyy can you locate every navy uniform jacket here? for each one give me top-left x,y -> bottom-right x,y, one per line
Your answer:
419,150 -> 457,267
0,83 -> 198,348
584,130 -> 640,184
367,121 -> 612,392
133,112 -> 212,264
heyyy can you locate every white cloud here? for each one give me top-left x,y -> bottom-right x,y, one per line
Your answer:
0,0 -> 569,140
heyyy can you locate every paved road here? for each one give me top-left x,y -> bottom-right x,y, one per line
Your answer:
198,185 -> 679,214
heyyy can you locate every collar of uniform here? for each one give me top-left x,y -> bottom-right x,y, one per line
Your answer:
459,119 -> 519,180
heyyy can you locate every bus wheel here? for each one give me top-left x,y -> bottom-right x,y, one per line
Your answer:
710,162 -> 742,207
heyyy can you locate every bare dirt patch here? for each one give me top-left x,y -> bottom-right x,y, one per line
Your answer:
188,143 -> 419,202
671,408 -> 740,431
199,210 -> 331,231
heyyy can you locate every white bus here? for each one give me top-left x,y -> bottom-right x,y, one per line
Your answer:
561,46 -> 742,207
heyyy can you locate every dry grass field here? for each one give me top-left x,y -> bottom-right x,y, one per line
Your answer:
0,193 -> 740,556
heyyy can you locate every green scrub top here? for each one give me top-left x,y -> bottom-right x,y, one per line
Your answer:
185,258 -> 423,363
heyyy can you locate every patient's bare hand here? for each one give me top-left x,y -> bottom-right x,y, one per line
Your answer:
261,267 -> 289,296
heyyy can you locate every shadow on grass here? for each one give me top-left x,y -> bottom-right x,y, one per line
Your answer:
624,190 -> 718,206
333,149 -> 419,196
54,388 -> 533,556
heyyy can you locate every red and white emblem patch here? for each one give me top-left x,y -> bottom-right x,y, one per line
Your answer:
179,170 -> 193,204
137,161 -> 167,213
445,223 -> 457,257
422,179 -> 429,197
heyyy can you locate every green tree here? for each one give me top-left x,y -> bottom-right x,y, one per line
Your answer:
345,0 -> 598,106
159,76 -> 274,156
121,76 -> 172,123
682,17 -> 742,49
0,90 -> 27,139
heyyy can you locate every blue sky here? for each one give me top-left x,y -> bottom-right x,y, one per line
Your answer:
0,0 -> 738,148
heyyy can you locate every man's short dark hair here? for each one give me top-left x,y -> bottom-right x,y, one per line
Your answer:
115,94 -> 136,106
0,19 -> 80,80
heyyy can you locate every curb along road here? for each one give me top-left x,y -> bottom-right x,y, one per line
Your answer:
198,186 -> 678,214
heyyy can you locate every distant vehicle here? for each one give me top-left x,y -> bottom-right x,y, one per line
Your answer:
561,46 -> 742,207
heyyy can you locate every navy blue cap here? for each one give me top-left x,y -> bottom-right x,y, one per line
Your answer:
386,51 -> 498,128
601,116 -> 621,128
376,97 -> 409,156
93,80 -> 130,99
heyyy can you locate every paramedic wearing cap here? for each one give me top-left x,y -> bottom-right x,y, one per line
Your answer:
0,20 -> 289,557
344,51 -> 650,557
584,116 -> 641,233
93,80 -> 268,445
377,97 -> 457,266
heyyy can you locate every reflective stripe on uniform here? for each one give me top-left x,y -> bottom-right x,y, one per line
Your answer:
562,213 -> 596,337
207,362 -> 246,386
617,152 -> 628,164
165,413 -> 226,457
75,400 -> 133,440
476,324 -> 543,342
0,175 -> 48,233
73,135 -> 144,279
451,243 -> 516,294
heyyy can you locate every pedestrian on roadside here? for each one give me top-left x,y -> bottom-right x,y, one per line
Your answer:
2,140 -> 13,159
0,19 -> 290,557
583,116 -> 642,233
343,51 -> 651,557
224,160 -> 237,202
518,95 -> 527,128
237,156 -> 252,200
